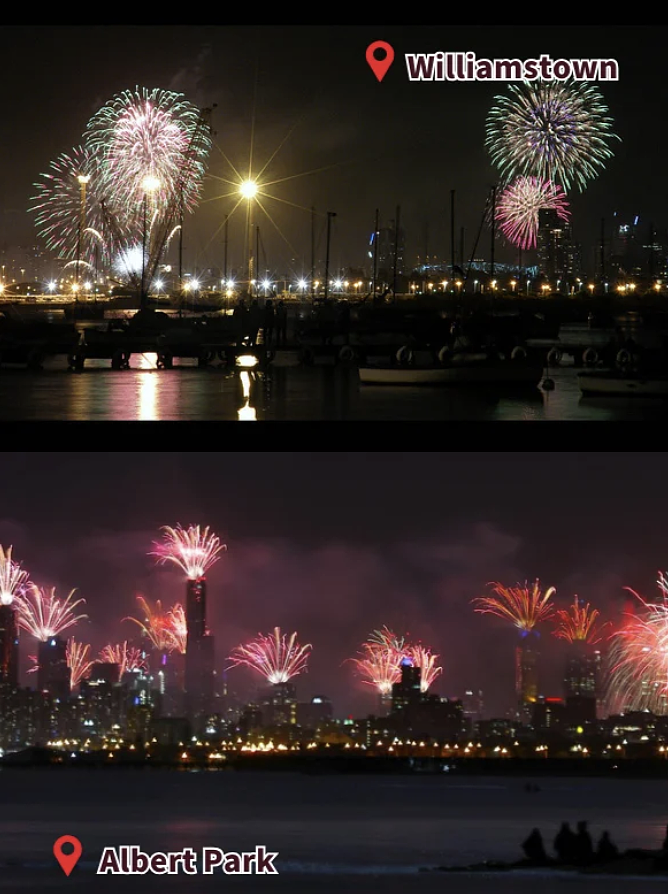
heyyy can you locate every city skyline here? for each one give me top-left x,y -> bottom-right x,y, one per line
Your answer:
1,452 -> 667,719
2,25 -> 667,283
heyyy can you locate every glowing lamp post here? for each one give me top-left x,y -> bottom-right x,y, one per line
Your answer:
75,174 -> 90,303
240,179 -> 259,298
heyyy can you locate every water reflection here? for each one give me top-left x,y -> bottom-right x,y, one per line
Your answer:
2,360 -> 668,421
237,370 -> 257,421
136,353 -> 159,421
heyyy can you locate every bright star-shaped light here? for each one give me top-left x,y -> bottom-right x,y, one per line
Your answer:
239,180 -> 259,200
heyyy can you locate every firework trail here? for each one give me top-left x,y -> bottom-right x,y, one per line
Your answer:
606,577 -> 668,714
349,640 -> 404,696
369,625 -> 409,655
228,627 -> 311,684
15,586 -> 87,641
27,655 -> 39,675
165,603 -> 187,654
0,545 -> 31,606
473,580 -> 556,634
152,524 -> 225,579
84,86 -> 211,228
66,638 -> 94,690
100,641 -> 149,678
29,145 -> 109,264
486,79 -> 619,192
125,596 -> 176,652
553,595 -> 607,644
495,176 -> 570,250
407,644 -> 443,693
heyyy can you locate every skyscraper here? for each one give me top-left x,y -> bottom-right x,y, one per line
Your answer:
37,635 -> 69,701
563,641 -> 599,726
184,577 -> 215,723
0,604 -> 19,688
515,642 -> 539,722
537,208 -> 576,287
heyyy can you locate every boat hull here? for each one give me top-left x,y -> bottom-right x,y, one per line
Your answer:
579,371 -> 668,396
359,363 -> 543,386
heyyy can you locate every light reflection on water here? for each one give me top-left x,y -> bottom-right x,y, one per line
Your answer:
0,357 -> 667,421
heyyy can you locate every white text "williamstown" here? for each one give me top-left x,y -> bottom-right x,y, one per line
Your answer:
405,53 -> 619,82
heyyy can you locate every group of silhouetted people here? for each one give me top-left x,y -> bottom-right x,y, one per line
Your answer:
522,820 -> 618,867
232,296 -> 288,348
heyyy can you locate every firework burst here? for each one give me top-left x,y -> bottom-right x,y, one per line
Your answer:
486,79 -> 619,192
66,638 -> 94,690
29,145 -> 108,263
0,545 -> 31,606
369,625 -> 408,654
228,627 -> 311,684
350,641 -> 404,696
606,577 -> 668,714
152,524 -> 225,580
553,595 -> 606,644
100,641 -> 148,678
407,644 -> 443,693
125,596 -> 175,652
15,586 -> 87,641
84,86 -> 211,227
495,176 -> 570,250
165,603 -> 188,654
473,580 -> 556,634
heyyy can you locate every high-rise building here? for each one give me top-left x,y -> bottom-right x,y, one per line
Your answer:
261,681 -> 297,726
537,209 -> 576,287
515,642 -> 539,721
562,642 -> 599,727
37,636 -> 69,701
0,604 -> 19,688
370,219 -> 406,286
184,577 -> 215,724
391,658 -> 422,713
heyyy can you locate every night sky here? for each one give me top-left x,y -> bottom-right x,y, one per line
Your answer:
1,452 -> 666,718
2,25 -> 667,280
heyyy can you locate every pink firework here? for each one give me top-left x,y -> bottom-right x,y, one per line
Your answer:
606,576 -> 668,714
66,638 -> 94,690
0,544 -> 31,606
350,640 -> 404,696
369,625 -> 409,657
165,603 -> 187,654
407,644 -> 443,693
125,595 -> 175,652
151,524 -> 226,580
99,641 -> 148,678
15,585 -> 87,641
496,176 -> 570,250
27,654 -> 39,675
228,627 -> 311,684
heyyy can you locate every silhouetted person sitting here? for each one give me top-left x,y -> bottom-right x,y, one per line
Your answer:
596,831 -> 619,862
521,828 -> 548,865
554,821 -> 578,864
574,820 -> 594,866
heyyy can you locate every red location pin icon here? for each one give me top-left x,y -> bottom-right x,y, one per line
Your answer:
366,41 -> 395,82
53,836 -> 83,876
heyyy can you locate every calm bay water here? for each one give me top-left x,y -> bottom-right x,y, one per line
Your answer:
0,769 -> 666,892
1,356 -> 667,422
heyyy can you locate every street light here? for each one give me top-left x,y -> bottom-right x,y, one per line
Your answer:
240,179 -> 259,298
75,174 -> 90,303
